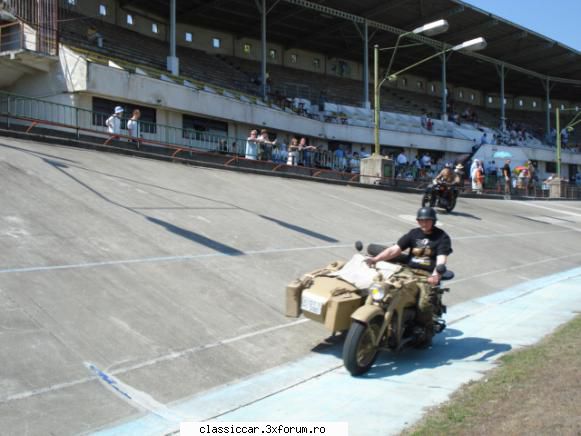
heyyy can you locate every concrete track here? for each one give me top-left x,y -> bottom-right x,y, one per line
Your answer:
0,137 -> 580,435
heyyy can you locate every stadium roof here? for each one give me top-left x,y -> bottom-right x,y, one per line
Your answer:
122,0 -> 581,101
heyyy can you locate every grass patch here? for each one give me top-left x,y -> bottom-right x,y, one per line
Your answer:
403,315 -> 581,436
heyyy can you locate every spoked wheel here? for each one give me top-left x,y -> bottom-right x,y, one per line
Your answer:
343,316 -> 383,376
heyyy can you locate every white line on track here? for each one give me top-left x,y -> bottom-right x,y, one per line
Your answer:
449,251 -> 581,285
0,319 -> 309,404
0,229 -> 573,275
516,201 -> 581,217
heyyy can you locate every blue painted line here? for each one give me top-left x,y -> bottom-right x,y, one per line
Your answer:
92,266 -> 581,436
88,364 -> 132,400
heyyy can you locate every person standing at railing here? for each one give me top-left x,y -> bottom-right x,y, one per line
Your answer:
287,137 -> 299,166
106,106 -> 124,137
502,159 -> 512,198
245,129 -> 259,160
396,150 -> 408,177
127,109 -> 141,149
300,137 -> 317,167
257,129 -> 276,161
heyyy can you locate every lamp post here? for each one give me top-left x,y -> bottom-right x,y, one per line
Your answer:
555,107 -> 581,178
373,19 -> 449,156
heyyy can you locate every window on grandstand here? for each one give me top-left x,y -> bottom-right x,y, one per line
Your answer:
313,58 -> 320,69
458,90 -> 463,98
518,99 -> 523,107
401,78 -> 407,87
92,97 -> 157,134
546,162 -> 556,173
243,43 -> 252,54
68,0 -> 76,5
561,104 -> 565,110
99,4 -> 107,16
212,38 -> 221,49
182,114 -> 228,141
503,98 -> 507,105
289,54 -> 298,64
152,23 -> 158,34
269,49 -> 277,60
532,101 -> 538,108
488,96 -> 493,104
416,80 -> 423,89
549,103 -> 552,109
126,14 -> 134,25
470,93 -> 475,101
185,32 -> 193,43
430,84 -> 436,93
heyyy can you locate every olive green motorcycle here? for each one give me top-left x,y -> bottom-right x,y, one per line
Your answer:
342,242 -> 453,376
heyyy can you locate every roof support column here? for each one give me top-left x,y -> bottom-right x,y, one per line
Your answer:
166,0 -> 179,76
441,53 -> 447,121
496,63 -> 507,131
542,78 -> 554,143
261,0 -> 268,101
362,20 -> 370,109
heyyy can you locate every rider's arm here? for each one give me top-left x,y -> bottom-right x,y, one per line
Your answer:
428,254 -> 448,285
368,244 -> 402,264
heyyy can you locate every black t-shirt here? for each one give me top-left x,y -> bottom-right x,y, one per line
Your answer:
397,227 -> 452,272
502,164 -> 511,179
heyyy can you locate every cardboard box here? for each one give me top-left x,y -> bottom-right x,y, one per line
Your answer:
285,280 -> 304,317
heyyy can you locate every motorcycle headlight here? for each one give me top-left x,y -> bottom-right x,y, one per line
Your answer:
369,284 -> 385,301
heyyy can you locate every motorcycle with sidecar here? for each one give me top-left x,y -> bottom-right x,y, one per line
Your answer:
286,242 -> 454,375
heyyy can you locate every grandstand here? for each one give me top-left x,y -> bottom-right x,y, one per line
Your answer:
0,0 -> 581,184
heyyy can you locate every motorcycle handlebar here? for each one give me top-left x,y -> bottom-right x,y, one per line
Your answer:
367,243 -> 388,256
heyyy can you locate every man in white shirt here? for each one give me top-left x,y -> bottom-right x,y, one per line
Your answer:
396,151 -> 408,166
106,106 -> 124,135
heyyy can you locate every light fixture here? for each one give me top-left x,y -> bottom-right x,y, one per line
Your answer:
412,19 -> 449,36
452,37 -> 487,52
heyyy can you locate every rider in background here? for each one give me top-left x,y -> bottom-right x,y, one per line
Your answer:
365,207 -> 452,346
434,162 -> 455,185
433,162 -> 458,204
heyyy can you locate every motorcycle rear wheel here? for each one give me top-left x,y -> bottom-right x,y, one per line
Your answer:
343,316 -> 383,376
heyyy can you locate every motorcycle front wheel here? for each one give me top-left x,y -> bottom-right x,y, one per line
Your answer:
445,195 -> 457,212
343,316 -> 383,376
421,193 -> 432,208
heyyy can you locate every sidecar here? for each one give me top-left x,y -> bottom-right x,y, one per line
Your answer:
285,250 -> 402,333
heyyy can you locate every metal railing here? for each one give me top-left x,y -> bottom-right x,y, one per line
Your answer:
0,91 -> 375,175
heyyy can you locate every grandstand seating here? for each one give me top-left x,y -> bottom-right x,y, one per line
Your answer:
57,11 -> 575,149
58,12 -> 259,96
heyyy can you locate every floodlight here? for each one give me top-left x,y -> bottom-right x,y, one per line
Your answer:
452,37 -> 487,52
412,19 -> 449,36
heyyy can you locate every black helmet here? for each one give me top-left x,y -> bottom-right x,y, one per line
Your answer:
416,207 -> 437,223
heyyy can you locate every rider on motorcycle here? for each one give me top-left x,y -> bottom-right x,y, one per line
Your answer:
434,162 -> 456,185
365,207 -> 452,345
433,163 -> 462,205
